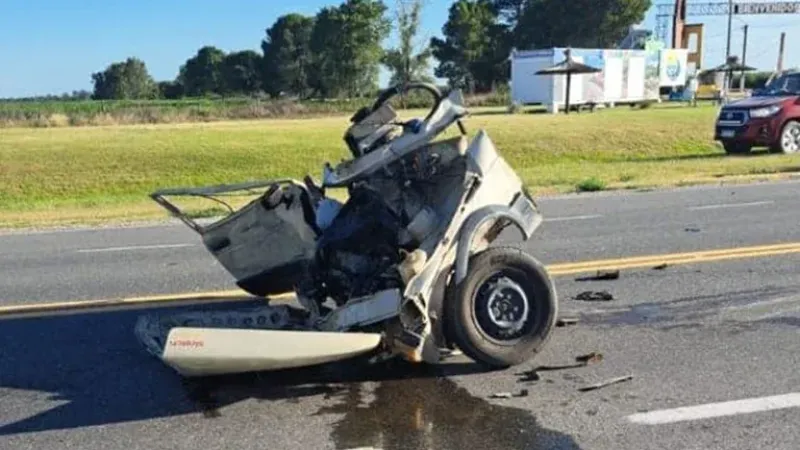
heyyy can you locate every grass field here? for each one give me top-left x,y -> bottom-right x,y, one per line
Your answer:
2,103 -> 800,229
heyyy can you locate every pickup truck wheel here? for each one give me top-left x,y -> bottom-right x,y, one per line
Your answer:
446,246 -> 558,369
774,120 -> 800,154
722,141 -> 751,155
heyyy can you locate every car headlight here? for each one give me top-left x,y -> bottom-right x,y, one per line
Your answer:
750,105 -> 781,118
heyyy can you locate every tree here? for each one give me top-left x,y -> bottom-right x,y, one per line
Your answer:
309,0 -> 392,98
382,0 -> 433,86
221,50 -> 263,95
308,6 -> 345,98
515,0 -> 651,49
261,13 -> 316,98
381,0 -> 434,88
91,57 -> 158,100
430,0 -> 510,93
158,80 -> 184,99
177,46 -> 226,97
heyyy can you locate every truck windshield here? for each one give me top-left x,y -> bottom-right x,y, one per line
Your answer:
762,73 -> 800,96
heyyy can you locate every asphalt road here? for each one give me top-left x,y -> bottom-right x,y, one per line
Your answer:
3,179 -> 800,304
1,180 -> 799,449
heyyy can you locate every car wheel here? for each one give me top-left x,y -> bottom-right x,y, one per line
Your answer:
445,246 -> 558,369
773,120 -> 800,154
723,141 -> 751,155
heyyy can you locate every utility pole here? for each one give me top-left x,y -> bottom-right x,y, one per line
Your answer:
777,32 -> 786,72
725,0 -> 733,58
740,25 -> 748,91
725,0 -> 734,90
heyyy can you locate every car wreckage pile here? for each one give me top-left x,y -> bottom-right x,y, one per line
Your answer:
135,83 -> 559,377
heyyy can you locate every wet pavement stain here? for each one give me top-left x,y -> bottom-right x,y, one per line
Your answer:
172,358 -> 582,450
313,364 -> 583,450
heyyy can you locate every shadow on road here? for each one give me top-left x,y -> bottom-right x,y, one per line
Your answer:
0,299 -> 582,449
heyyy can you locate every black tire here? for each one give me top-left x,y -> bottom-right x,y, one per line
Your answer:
722,141 -> 751,155
445,246 -> 558,369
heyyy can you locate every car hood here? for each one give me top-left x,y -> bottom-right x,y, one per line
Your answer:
726,96 -> 794,108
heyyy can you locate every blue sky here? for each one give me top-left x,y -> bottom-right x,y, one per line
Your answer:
0,0 -> 797,98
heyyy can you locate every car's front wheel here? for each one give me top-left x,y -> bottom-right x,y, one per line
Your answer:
771,120 -> 800,154
445,246 -> 558,369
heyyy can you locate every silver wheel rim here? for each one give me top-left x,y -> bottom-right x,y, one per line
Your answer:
782,123 -> 800,153
475,275 -> 530,340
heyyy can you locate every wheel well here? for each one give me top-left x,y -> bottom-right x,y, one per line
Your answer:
454,206 -> 531,286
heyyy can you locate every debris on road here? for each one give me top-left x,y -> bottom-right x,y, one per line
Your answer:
576,270 -> 620,282
517,351 -> 603,383
490,389 -> 529,399
535,352 -> 604,372
574,291 -> 614,302
556,317 -> 579,327
517,369 -> 542,383
652,263 -> 669,270
575,351 -> 604,365
685,227 -> 701,233
439,348 -> 463,360
578,374 -> 633,392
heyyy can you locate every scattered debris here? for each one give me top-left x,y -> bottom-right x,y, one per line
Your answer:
684,227 -> 701,233
578,374 -> 633,392
490,389 -> 529,399
517,351 -> 604,384
490,392 -> 513,399
574,291 -> 614,302
576,270 -> 620,282
575,351 -> 604,365
535,352 -> 604,372
652,263 -> 669,270
439,348 -> 463,359
556,317 -> 579,327
536,363 -> 584,372
517,369 -> 541,383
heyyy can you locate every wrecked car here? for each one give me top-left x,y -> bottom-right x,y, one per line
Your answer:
135,83 -> 559,377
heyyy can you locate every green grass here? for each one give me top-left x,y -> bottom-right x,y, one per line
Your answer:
2,103 -> 800,228
576,177 -> 607,192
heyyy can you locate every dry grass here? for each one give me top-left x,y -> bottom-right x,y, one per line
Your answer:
2,103 -> 799,228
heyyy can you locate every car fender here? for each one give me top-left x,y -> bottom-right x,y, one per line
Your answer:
453,196 -> 543,286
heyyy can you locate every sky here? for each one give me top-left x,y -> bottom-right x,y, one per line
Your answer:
0,0 -> 797,98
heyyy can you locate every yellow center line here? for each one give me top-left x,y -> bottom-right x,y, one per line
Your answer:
2,241 -> 799,317
547,242 -> 800,275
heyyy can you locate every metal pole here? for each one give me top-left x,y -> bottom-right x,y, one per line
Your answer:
740,25 -> 748,91
725,0 -> 733,91
777,32 -> 786,72
725,0 -> 733,59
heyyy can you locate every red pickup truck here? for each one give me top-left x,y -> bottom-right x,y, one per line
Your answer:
714,71 -> 800,155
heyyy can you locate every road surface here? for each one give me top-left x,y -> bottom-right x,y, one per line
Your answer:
1,180 -> 799,449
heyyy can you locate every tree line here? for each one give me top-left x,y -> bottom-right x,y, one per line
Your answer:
89,0 -> 653,101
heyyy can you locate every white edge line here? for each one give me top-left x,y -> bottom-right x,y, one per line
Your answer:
77,243 -> 196,253
544,214 -> 604,222
687,200 -> 775,211
627,392 -> 800,425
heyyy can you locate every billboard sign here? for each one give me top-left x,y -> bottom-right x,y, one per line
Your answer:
659,48 -> 688,87
734,2 -> 800,14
